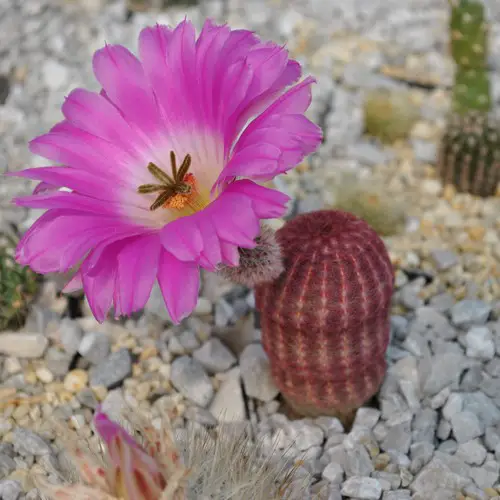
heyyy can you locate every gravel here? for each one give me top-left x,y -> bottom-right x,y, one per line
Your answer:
2,0 -> 500,499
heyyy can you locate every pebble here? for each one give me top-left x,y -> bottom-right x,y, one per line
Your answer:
170,356 -> 214,408
63,369 -> 88,393
239,343 -> 279,402
451,300 -> 492,329
12,428 -> 52,456
59,319 -> 83,355
78,331 -> 111,364
89,348 -> 132,389
209,367 -> 245,422
323,462 -> 344,483
450,411 -> 484,444
0,333 -> 48,358
465,327 -> 495,360
0,480 -> 23,500
429,249 -> 459,271
341,476 -> 382,499
193,338 -> 236,374
0,454 -> 15,480
456,439 -> 487,466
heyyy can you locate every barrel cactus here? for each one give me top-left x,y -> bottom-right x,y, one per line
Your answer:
255,210 -> 394,425
452,66 -> 491,114
437,111 -> 500,197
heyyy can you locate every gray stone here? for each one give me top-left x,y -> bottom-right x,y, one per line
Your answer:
469,459 -> 499,488
382,492 -> 411,500
170,356 -> 214,408
239,343 -> 279,402
456,439 -> 487,465
193,338 -> 236,374
381,422 -> 412,454
412,307 -> 456,340
144,283 -> 172,321
209,367 -> 245,422
352,408 -> 380,429
0,332 -> 48,358
430,387 -> 451,409
372,471 -> 401,490
214,299 -> 234,327
462,391 -> 500,427
341,476 -> 382,499
89,348 -> 132,389
42,59 -> 69,90
412,139 -> 437,163
429,293 -> 455,313
442,393 -> 463,421
409,441 -> 434,475
287,420 -> 324,451
412,408 -> 438,444
0,454 -> 15,480
322,462 -> 344,483
178,330 -> 200,352
59,319 -> 83,355
44,347 -> 72,377
450,411 -> 483,444
484,426 -> 500,451
0,479 -> 22,500
451,300 -> 492,329
437,419 -> 452,441
78,331 -> 111,364
422,352 -> 465,396
76,388 -> 99,409
184,406 -> 218,427
465,326 -> 495,360
12,428 -> 52,456
344,444 -> 374,477
438,440 -> 458,454
410,457 -> 469,496
429,249 -> 458,271
315,416 -> 344,437
485,357 -> 500,377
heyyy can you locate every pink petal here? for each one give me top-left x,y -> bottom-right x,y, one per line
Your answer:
113,233 -> 161,317
94,411 -> 138,448
16,209 -> 143,274
61,88 -> 143,157
92,44 -> 162,137
13,191 -> 124,216
157,250 -> 200,324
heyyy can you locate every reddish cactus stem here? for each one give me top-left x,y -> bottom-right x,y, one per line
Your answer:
255,210 -> 394,420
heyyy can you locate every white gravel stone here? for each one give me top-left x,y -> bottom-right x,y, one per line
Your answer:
239,343 -> 279,402
450,411 -> 484,444
170,356 -> 214,408
193,338 -> 236,374
465,326 -> 495,360
0,332 -> 48,358
341,476 -> 382,499
322,462 -> 344,483
209,367 -> 245,422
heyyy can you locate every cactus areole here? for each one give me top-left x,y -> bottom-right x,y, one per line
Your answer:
255,210 -> 394,420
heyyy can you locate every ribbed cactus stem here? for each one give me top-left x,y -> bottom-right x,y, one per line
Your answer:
255,210 -> 394,424
438,111 -> 500,197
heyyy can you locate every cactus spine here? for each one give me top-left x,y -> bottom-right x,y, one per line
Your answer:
255,210 -> 394,424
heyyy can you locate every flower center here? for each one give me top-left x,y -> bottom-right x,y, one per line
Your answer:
138,151 -> 210,214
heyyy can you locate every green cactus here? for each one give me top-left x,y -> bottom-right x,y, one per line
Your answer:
363,89 -> 420,144
437,111 -> 500,197
0,231 -> 40,330
450,0 -> 488,69
453,66 -> 492,113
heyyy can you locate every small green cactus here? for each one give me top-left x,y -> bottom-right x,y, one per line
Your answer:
453,66 -> 491,114
437,111 -> 500,197
0,231 -> 40,330
363,89 -> 420,144
450,0 -> 488,69
328,172 -> 407,236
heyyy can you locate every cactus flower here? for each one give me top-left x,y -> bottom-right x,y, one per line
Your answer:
9,19 -> 322,323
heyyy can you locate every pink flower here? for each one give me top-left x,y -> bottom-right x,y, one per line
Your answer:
9,19 -> 322,323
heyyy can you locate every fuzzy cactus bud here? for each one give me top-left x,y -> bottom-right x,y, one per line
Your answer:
255,210 -> 394,424
218,224 -> 284,287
